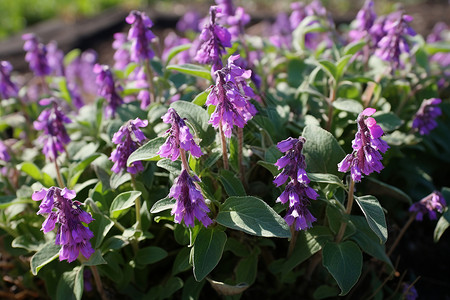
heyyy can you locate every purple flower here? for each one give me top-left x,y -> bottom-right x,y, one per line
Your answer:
348,0 -> 377,43
270,12 -> 292,49
194,6 -> 232,73
66,49 -> 98,98
0,61 -> 19,99
402,283 -> 418,300
32,187 -> 95,263
162,32 -> 191,65
33,99 -> 71,161
215,0 -> 234,16
22,33 -> 51,77
223,7 -> 250,39
93,64 -> 123,118
0,140 -> 10,162
338,108 -> 389,182
289,2 -> 307,30
374,12 -> 416,70
67,82 -> 84,109
46,41 -> 65,76
427,23 -> 450,68
112,32 -> 131,70
157,108 -> 203,161
412,98 -> 442,135
409,191 -> 446,221
126,10 -> 156,62
206,65 -> 257,138
169,169 -> 212,228
274,137 -> 319,231
110,118 -> 148,174
176,11 -> 202,33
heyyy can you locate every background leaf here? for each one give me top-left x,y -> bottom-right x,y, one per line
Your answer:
355,195 -> 388,244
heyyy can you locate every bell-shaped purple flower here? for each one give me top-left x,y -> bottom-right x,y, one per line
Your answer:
194,6 -> 232,73
273,137 -> 319,231
412,98 -> 442,135
22,33 -> 51,77
66,49 -> 98,98
338,108 -> 389,182
374,12 -> 416,70
32,187 -> 95,263
126,10 -> 156,62
33,99 -> 71,161
206,68 -> 256,138
169,169 -> 212,228
409,191 -> 446,221
270,12 -> 292,49
93,64 -> 123,118
157,108 -> 203,161
0,61 -> 19,99
110,118 -> 148,174
348,0 -> 377,43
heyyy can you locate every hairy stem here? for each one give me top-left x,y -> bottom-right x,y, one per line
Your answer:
180,148 -> 190,171
130,174 -> 142,231
219,122 -> 229,170
54,159 -> 65,188
90,265 -> 108,300
336,178 -> 355,243
144,59 -> 156,103
325,84 -> 337,132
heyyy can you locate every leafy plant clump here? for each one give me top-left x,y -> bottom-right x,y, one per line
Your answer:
1,0 -> 450,299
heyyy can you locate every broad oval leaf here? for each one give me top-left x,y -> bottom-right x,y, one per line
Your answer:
322,241 -> 362,296
192,227 -> 227,281
165,44 -> 192,65
31,241 -> 60,275
332,98 -> 363,114
82,249 -> 107,266
109,191 -> 142,219
56,266 -> 84,300
216,196 -> 291,238
150,197 -> 176,213
373,111 -> 403,132
354,195 -> 387,244
136,246 -> 168,265
167,64 -> 212,80
218,169 -> 246,197
434,207 -> 450,242
127,136 -> 166,166
308,173 -> 346,189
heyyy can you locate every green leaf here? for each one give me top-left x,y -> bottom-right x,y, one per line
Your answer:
167,64 -> 212,80
317,59 -> 337,80
156,158 -> 182,175
109,191 -> 142,219
165,43 -> 192,65
182,276 -> 206,300
19,162 -> 56,187
218,169 -> 246,197
192,90 -> 210,106
170,100 -> 216,147
82,250 -> 107,266
302,125 -> 346,177
257,161 -> 279,176
343,40 -> 366,56
373,112 -> 403,132
335,54 -> 353,81
366,177 -> 412,204
90,212 -> 114,249
150,197 -> 176,213
136,246 -> 168,266
216,196 -> 291,238
313,285 -> 340,299
172,247 -> 192,275
206,278 -> 249,296
56,266 -> 84,300
63,48 -> 81,67
192,227 -> 227,281
425,42 -> 450,55
308,173 -> 346,189
434,207 -> 450,242
127,136 -> 166,165
332,98 -> 363,114
68,153 -> 101,188
322,241 -> 362,296
235,251 -> 259,285
355,195 -> 387,244
31,241 -> 60,275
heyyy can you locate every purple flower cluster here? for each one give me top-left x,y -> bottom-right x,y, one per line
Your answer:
169,169 -> 212,228
0,61 -> 19,99
338,108 -> 389,182
66,49 -> 98,105
374,12 -> 416,70
32,187 -> 95,262
0,140 -> 10,162
126,10 -> 156,62
215,0 -> 250,39
427,23 -> 450,67
409,191 -> 446,221
348,0 -> 377,43
93,64 -> 123,118
33,99 -> 71,161
158,108 -> 203,161
110,118 -> 148,174
206,58 -> 257,138
22,33 -> 51,77
176,11 -> 202,33
46,41 -> 65,77
273,137 -> 319,231
112,33 -> 131,70
194,6 -> 232,73
412,98 -> 442,135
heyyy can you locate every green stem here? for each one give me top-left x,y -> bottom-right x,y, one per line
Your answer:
130,174 -> 142,232
219,122 -> 229,170
325,83 -> 337,132
144,59 -> 156,103
336,178 -> 355,243
287,225 -> 298,258
237,127 -> 246,187
54,159 -> 65,188
90,265 -> 108,300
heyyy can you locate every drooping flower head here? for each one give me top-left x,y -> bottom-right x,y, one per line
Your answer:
33,98 -> 71,161
0,140 -> 10,162
409,191 -> 446,221
374,12 -> 416,70
65,49 -> 98,98
194,6 -> 232,73
93,64 -> 123,118
412,98 -> 442,135
349,0 -> 377,43
169,169 -> 212,228
206,66 -> 257,138
110,118 -> 148,174
126,10 -> 156,62
270,12 -> 292,49
338,108 -> 389,182
32,187 -> 95,263
22,33 -> 51,77
0,61 -> 19,99
158,108 -> 203,161
273,137 -> 319,231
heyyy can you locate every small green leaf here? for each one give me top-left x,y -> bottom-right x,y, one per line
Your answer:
68,153 -> 101,188
63,49 -> 81,67
192,90 -> 210,106
373,112 -> 403,132
56,266 -> 84,300
332,98 -> 363,114
31,241 -> 60,275
19,162 -> 56,187
127,136 -> 166,165
165,44 -> 192,65
434,207 -> 450,242
172,247 -> 192,275
322,241 -> 362,296
167,64 -> 212,80
109,191 -> 142,219
343,40 -> 366,56
218,169 -> 246,197
89,212 -> 114,249
425,42 -> 450,55
216,196 -> 291,238
192,227 -> 227,281
317,59 -> 337,80
355,195 -> 387,244
308,173 -> 346,189
136,246 -> 168,265
235,251 -> 259,285
313,285 -> 339,299
156,158 -> 182,175
83,250 -> 107,266
150,197 -> 176,213
336,54 -> 353,80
